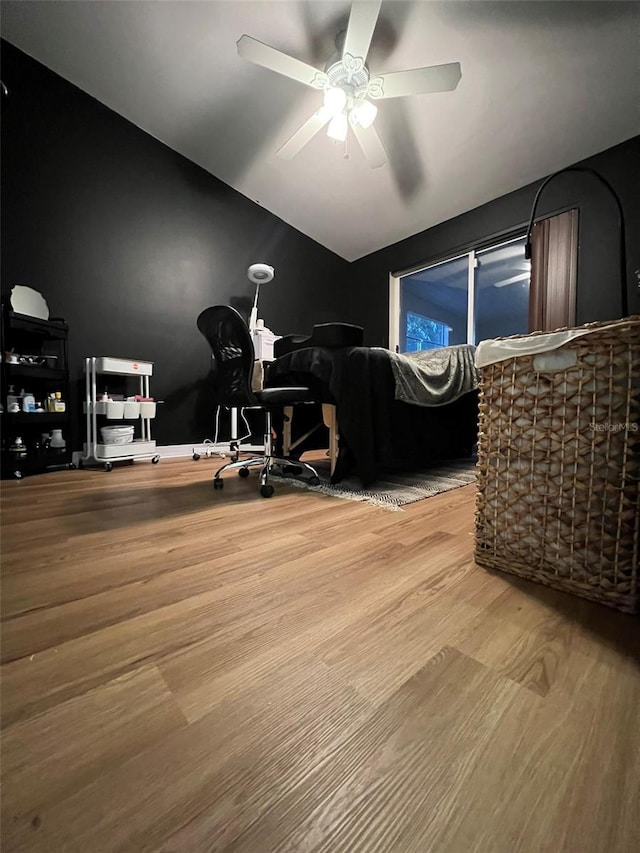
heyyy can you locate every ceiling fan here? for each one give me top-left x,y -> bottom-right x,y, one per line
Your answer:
237,1 -> 461,168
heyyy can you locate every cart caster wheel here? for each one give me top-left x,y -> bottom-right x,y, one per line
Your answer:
13,470 -> 23,480
238,467 -> 250,478
213,478 -> 224,489
77,459 -> 84,469
309,476 -> 320,486
104,462 -> 113,472
152,456 -> 160,464
192,453 -> 201,461
68,462 -> 76,470
260,484 -> 275,498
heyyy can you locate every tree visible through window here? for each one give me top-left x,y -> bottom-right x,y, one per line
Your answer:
405,311 -> 450,351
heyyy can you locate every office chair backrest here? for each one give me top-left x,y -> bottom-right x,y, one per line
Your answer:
197,305 -> 258,407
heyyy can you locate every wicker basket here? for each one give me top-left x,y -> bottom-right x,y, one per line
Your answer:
475,316 -> 640,613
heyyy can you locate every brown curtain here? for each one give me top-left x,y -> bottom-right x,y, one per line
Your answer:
529,209 -> 578,331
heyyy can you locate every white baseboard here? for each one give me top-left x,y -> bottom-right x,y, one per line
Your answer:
72,442 -> 264,466
158,443 -> 265,459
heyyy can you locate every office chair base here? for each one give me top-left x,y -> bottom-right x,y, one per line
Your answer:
213,455 -> 319,497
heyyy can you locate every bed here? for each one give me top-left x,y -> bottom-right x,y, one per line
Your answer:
265,344 -> 479,486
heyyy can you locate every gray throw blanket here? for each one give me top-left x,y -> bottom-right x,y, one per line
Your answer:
387,344 -> 478,407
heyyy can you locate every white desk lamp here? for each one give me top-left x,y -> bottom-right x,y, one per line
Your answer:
247,263 -> 275,333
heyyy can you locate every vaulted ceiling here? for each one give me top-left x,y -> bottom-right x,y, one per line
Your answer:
2,1 -> 639,261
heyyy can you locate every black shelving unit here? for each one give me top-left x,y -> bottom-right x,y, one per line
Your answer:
1,303 -> 74,479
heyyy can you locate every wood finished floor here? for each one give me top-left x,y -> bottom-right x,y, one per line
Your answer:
1,454 -> 639,853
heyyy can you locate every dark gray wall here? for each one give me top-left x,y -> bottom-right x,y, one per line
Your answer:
0,41 -> 351,447
3,41 -> 638,449
348,136 -> 640,346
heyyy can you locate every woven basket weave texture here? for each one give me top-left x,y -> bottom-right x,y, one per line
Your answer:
475,316 -> 640,613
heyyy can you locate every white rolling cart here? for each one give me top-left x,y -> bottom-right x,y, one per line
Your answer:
80,356 -> 160,471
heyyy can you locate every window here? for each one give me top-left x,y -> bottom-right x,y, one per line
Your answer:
390,216 -> 578,352
475,237 -> 531,342
392,235 -> 531,352
405,311 -> 450,351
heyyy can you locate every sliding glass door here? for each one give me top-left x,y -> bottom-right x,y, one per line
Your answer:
474,238 -> 530,343
399,254 -> 468,352
394,235 -> 530,352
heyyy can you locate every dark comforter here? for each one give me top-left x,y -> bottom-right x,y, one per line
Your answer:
266,346 -> 478,487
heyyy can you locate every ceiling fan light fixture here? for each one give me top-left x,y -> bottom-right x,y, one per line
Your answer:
324,86 -> 347,116
237,0 -> 461,169
327,112 -> 348,142
350,99 -> 377,128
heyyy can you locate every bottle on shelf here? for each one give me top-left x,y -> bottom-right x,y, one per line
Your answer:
9,436 -> 27,460
6,385 -> 20,413
54,391 -> 66,413
50,429 -> 66,449
21,391 -> 36,413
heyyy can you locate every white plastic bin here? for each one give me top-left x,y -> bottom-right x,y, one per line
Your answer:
123,401 -> 140,419
94,357 -> 153,376
100,425 -> 134,445
106,401 -> 124,419
140,401 -> 156,419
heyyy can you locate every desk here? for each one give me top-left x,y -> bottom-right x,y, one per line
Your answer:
266,346 -> 479,486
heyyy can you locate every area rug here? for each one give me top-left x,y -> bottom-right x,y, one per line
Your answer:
276,457 -> 477,511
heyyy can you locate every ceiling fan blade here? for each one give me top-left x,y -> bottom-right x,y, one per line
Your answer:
493,273 -> 531,288
351,122 -> 387,169
277,109 -> 332,160
371,62 -> 462,99
237,35 -> 327,88
342,1 -> 382,61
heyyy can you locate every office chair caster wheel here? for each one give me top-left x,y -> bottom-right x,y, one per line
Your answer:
152,456 -> 160,464
238,467 -> 250,478
68,462 -> 76,470
13,470 -> 23,480
192,453 -> 201,461
213,478 -> 224,489
309,476 -> 320,486
260,484 -> 274,498
104,462 -> 113,472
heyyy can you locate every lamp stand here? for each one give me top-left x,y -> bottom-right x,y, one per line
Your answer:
249,282 -> 260,333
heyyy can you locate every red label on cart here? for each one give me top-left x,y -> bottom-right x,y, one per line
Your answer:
132,363 -> 139,370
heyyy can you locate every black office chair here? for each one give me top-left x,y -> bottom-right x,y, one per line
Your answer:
197,305 -> 320,498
